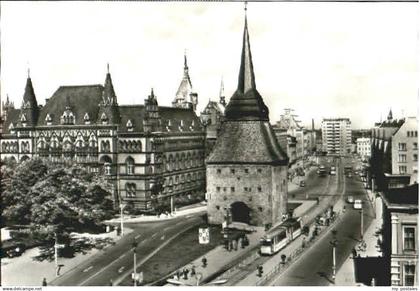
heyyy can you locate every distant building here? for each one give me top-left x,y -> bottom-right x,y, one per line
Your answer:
172,53 -> 198,111
1,59 -> 206,211
357,137 -> 371,160
379,184 -> 418,286
206,10 -> 288,227
321,118 -> 352,156
200,78 -> 226,156
274,109 -> 304,159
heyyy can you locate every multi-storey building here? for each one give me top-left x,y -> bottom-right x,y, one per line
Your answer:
391,117 -> 418,185
370,111 -> 418,191
321,118 -> 352,156
379,184 -> 418,286
0,58 -> 206,211
357,137 -> 371,160
206,10 -> 289,227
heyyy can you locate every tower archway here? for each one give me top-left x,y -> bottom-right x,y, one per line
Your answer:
230,201 -> 251,224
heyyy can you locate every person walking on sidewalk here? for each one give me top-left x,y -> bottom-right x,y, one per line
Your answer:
42,278 -> 47,286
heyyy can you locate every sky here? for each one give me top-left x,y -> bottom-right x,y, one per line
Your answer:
1,1 -> 418,129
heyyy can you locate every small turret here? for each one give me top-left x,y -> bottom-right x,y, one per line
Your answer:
19,69 -> 39,127
387,108 -> 393,121
219,77 -> 226,107
144,88 -> 161,133
98,64 -> 120,124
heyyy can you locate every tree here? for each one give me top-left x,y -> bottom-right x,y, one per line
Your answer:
1,158 -> 115,261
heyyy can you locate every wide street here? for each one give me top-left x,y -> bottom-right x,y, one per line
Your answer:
50,212 -> 205,286
270,156 -> 375,286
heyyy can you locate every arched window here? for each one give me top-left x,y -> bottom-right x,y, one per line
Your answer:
104,163 -> 112,175
175,154 -> 180,170
125,183 -> 136,198
126,157 -> 134,175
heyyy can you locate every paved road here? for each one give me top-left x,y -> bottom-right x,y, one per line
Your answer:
270,157 -> 374,286
50,213 -> 205,286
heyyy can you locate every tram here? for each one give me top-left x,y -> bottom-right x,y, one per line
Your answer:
260,218 -> 302,256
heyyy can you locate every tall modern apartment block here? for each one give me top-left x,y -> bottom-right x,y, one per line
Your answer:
321,118 -> 352,156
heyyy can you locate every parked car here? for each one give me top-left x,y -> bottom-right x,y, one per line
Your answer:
353,199 -> 362,209
347,196 -> 354,203
300,181 -> 306,187
1,241 -> 26,258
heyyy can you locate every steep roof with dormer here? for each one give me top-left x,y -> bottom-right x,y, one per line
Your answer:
37,85 -> 103,126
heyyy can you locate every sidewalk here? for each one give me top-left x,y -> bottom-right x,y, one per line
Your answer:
164,227 -> 265,286
1,228 -> 133,286
104,204 -> 206,224
333,193 -> 383,286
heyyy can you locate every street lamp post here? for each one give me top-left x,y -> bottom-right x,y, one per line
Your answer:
360,208 -> 364,240
54,233 -> 59,277
330,230 -> 338,283
132,239 -> 138,286
120,203 -> 126,236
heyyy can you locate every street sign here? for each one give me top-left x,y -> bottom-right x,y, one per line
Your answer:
198,227 -> 210,244
132,272 -> 143,283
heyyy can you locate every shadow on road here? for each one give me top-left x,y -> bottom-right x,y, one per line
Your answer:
316,271 -> 334,284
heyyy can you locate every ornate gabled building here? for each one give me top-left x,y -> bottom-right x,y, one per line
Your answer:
200,78 -> 226,156
1,62 -> 206,211
206,9 -> 289,227
172,53 -> 198,111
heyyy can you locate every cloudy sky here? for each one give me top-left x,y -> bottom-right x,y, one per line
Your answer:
1,1 -> 418,129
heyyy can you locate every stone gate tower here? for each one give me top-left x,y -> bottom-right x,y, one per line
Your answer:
206,8 -> 289,227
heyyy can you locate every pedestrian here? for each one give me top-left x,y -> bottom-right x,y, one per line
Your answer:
352,248 -> 357,258
233,239 -> 238,251
191,265 -> 196,276
42,278 -> 47,286
109,279 -> 113,286
202,257 -> 207,268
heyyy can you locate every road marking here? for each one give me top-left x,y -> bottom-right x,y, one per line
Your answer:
135,234 -> 141,240
118,266 -> 125,273
82,266 -> 93,273
78,253 -> 128,285
112,223 -> 199,286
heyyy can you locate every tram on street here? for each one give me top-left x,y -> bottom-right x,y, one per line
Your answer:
260,218 -> 302,255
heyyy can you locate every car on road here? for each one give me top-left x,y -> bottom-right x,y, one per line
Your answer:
299,181 -> 306,187
353,199 -> 362,209
347,173 -> 352,178
347,196 -> 354,203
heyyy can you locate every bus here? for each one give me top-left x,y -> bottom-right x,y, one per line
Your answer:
260,218 -> 302,255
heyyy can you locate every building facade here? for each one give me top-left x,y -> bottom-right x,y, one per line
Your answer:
206,11 -> 289,227
379,184 -> 418,286
200,78 -> 226,157
370,112 -> 418,191
390,117 -> 418,185
1,59 -> 206,211
357,137 -> 371,160
321,118 -> 352,155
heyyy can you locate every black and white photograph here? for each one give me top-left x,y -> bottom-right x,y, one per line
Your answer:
0,0 -> 418,288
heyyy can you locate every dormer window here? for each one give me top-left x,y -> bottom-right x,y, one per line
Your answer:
84,113 -> 90,125
45,114 -> 53,125
126,119 -> 133,132
20,114 -> 27,122
61,108 -> 75,125
101,113 -> 108,125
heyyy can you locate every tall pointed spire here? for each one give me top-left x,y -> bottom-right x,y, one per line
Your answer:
219,76 -> 226,107
387,108 -> 393,121
237,1 -> 256,93
224,3 -> 269,121
103,64 -> 117,105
